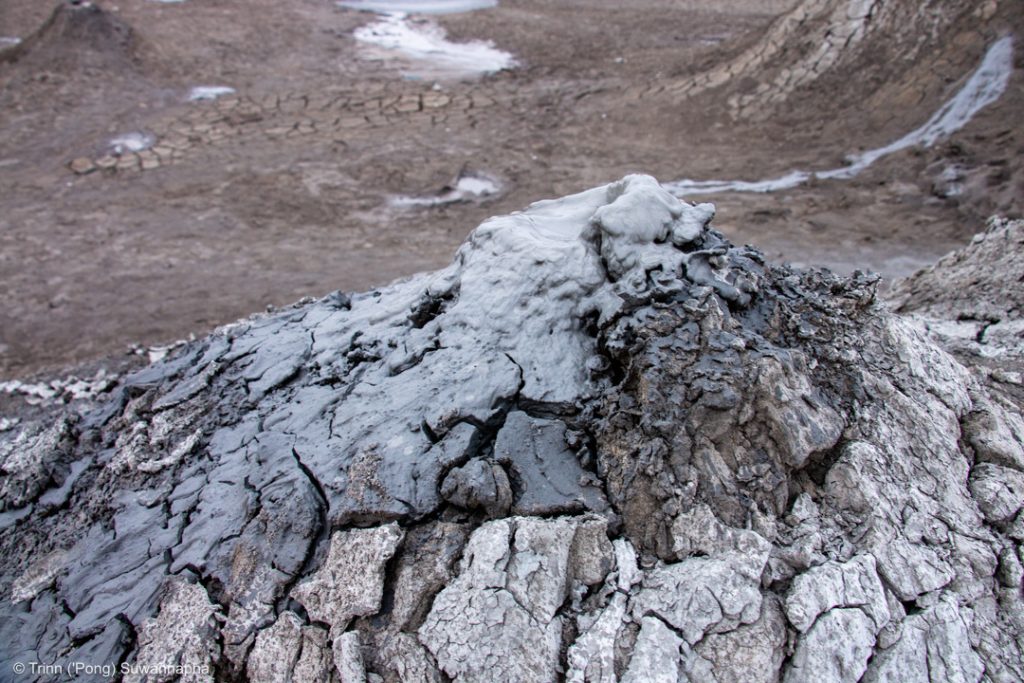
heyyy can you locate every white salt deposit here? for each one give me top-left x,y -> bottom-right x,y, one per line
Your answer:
0,37 -> 21,47
817,36 -> 1014,181
393,173 -> 501,207
667,37 -> 1014,197
351,11 -> 515,77
339,0 -> 497,13
188,86 -> 236,101
0,370 -> 116,406
667,171 -> 810,196
109,132 -> 155,155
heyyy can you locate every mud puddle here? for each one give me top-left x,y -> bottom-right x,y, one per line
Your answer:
341,0 -> 513,79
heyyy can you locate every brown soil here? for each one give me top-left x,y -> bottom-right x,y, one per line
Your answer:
1,0 -> 1022,379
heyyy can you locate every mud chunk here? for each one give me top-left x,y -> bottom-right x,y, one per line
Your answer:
333,631 -> 367,683
69,157 -> 95,174
783,608 -> 876,683
247,612 -> 303,682
692,596 -> 787,683
784,555 -> 890,633
620,616 -> 684,683
969,463 -> 1024,524
419,517 -> 599,682
493,411 -> 608,516
124,578 -> 221,683
862,596 -> 984,683
440,457 -> 512,517
630,548 -> 767,645
0,418 -> 75,512
293,524 -> 404,631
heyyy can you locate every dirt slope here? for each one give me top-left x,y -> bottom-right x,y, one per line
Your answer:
0,0 -> 1020,379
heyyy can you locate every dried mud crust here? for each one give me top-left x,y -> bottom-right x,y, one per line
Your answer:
0,0 -> 1022,382
0,175 -> 1022,682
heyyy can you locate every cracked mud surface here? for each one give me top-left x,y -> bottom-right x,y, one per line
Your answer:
1,0 -> 1023,379
1,175 -> 1022,682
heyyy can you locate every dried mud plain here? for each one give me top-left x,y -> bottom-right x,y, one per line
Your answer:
1,0 -> 1022,380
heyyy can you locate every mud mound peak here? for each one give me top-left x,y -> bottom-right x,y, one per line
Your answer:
1,0 -> 139,74
1,176 -> 1023,681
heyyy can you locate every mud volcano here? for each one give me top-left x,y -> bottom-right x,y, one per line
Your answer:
1,176 -> 1023,681
0,1 -> 138,72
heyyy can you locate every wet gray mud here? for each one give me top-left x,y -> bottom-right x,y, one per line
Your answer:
1,176 -> 1022,682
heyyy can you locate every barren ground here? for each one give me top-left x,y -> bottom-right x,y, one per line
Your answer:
1,0 -> 1022,379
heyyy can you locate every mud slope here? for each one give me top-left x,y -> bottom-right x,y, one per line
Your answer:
1,176 -> 1022,682
639,0 -> 1005,122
